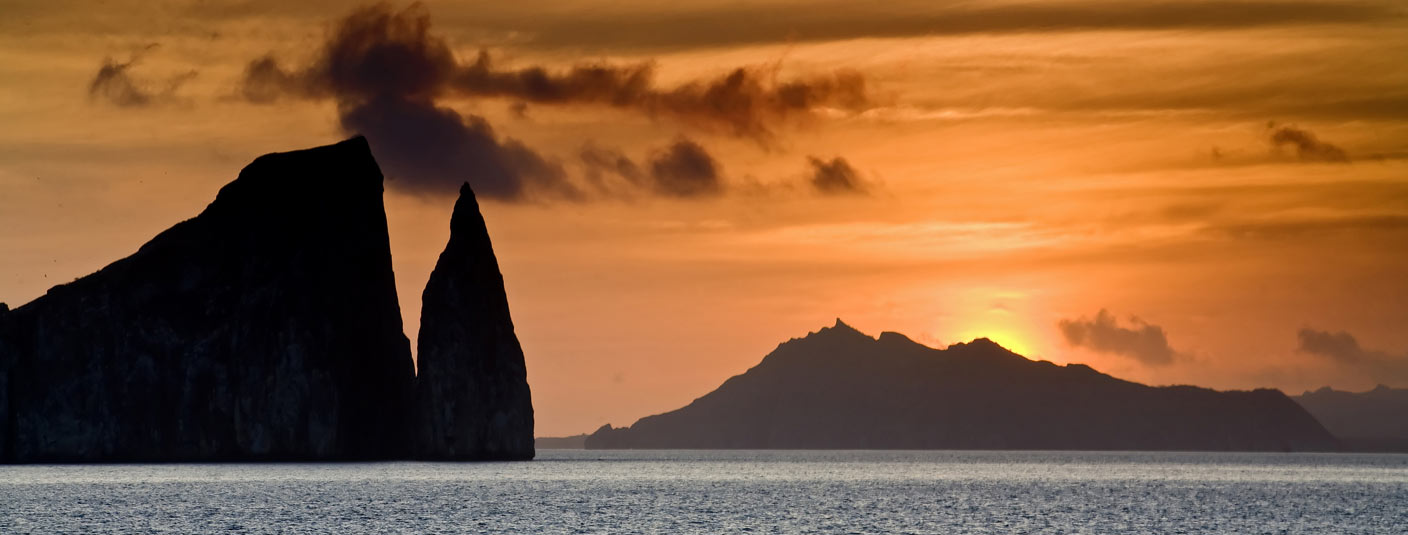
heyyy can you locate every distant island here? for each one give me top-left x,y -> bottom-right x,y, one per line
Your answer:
0,137 -> 533,463
535,434 -> 589,449
586,320 -> 1339,451
1294,385 -> 1408,452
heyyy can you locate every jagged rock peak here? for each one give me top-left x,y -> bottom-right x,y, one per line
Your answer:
450,181 -> 483,233
815,318 -> 871,339
414,181 -> 535,461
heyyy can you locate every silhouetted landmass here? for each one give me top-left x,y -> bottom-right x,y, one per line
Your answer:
586,320 -> 1338,451
0,138 -> 414,462
414,183 -> 534,460
535,434 -> 589,449
0,137 -> 535,462
1294,385 -> 1408,452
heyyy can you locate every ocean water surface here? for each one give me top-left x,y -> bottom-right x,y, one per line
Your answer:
2,450 -> 1405,533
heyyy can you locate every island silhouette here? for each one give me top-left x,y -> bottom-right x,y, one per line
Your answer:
587,320 -> 1339,451
0,138 -> 532,463
1295,385 -> 1408,452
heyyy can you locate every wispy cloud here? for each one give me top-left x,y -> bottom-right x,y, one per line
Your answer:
88,44 -> 196,108
489,1 -> 1404,50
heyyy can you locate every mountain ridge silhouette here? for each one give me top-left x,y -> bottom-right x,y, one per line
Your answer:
587,319 -> 1338,451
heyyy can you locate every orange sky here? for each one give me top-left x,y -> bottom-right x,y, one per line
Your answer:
2,0 -> 1407,436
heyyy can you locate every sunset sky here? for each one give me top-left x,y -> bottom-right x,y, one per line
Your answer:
2,0 -> 1406,436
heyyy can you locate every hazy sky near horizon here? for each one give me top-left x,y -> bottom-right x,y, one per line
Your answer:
2,0 -> 1407,436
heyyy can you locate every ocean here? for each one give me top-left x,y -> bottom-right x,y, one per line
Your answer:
2,450 -> 1404,533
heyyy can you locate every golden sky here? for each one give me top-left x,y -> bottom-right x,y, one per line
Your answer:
3,0 -> 1407,436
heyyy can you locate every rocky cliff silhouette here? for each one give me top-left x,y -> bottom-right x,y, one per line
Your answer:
1295,385 -> 1408,452
414,184 -> 534,460
0,137 -> 533,462
586,320 -> 1339,451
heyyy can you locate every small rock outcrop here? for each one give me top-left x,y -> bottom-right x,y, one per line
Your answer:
413,183 -> 535,460
586,319 -> 1339,451
0,137 -> 416,462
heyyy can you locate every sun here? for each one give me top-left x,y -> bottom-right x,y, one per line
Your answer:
945,310 -> 1048,360
957,327 -> 1037,358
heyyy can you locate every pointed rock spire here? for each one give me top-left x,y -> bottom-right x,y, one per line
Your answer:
414,182 -> 535,460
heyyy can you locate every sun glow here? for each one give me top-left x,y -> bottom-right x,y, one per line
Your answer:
954,327 -> 1038,359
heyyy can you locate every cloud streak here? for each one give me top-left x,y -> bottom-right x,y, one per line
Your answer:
1268,125 -> 1350,162
1209,215 -> 1408,240
576,142 -> 880,199
494,1 -> 1404,51
457,52 -> 868,140
1059,309 -> 1180,366
241,4 -> 871,143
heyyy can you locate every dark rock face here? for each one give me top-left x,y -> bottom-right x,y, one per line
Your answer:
414,183 -> 534,460
587,320 -> 1339,451
0,137 -> 416,462
1295,385 -> 1408,452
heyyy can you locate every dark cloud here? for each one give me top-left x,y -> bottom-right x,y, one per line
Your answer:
1058,309 -> 1179,366
340,95 -> 568,199
647,138 -> 723,198
236,3 -> 879,199
89,45 -> 196,107
319,5 -> 457,102
1298,328 -> 1408,384
241,4 -> 871,144
806,156 -> 867,194
237,4 -> 564,199
1268,124 -> 1350,163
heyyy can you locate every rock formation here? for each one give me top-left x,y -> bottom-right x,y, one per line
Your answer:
414,183 -> 535,460
1295,385 -> 1408,452
586,319 -> 1339,451
0,137 -> 419,462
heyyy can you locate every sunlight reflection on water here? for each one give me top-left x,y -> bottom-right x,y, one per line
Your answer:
3,450 -> 1405,533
